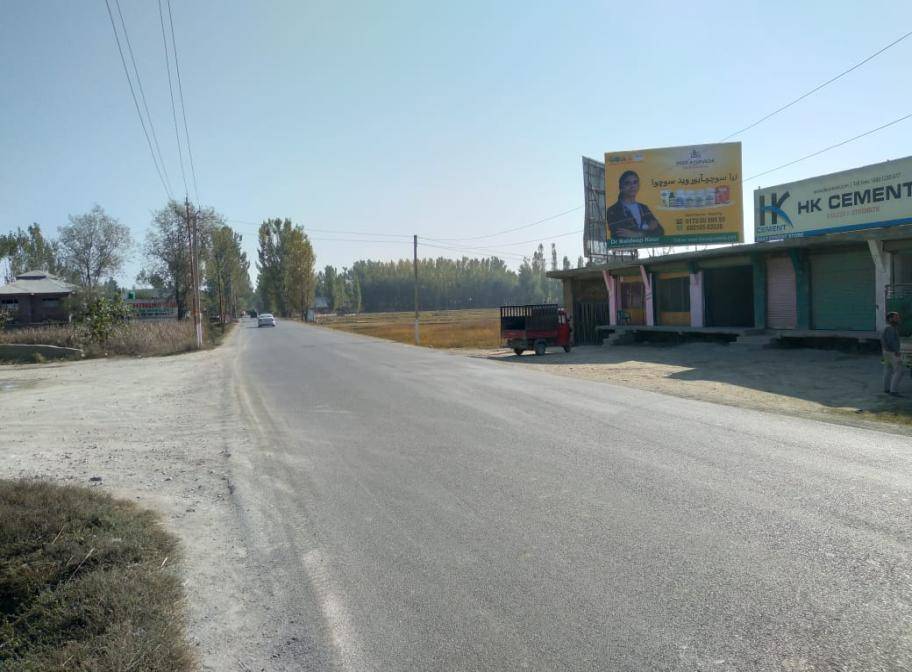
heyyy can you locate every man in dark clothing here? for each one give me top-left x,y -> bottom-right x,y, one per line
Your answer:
881,311 -> 905,397
606,170 -> 665,240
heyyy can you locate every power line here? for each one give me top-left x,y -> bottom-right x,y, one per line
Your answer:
744,111 -> 912,183
158,0 -> 189,197
113,0 -> 173,196
428,205 -> 583,242
420,241 -> 532,261
431,227 -> 583,249
103,0 -> 172,199
167,0 -> 200,203
721,29 -> 912,141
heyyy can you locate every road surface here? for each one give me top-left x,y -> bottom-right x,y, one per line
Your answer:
228,319 -> 912,671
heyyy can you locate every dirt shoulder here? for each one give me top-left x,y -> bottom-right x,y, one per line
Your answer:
0,328 -> 270,671
469,342 -> 912,433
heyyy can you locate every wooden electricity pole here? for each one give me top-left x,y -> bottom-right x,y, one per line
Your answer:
413,234 -> 419,345
185,198 -> 203,349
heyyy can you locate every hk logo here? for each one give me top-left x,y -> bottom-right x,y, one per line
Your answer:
758,191 -> 793,228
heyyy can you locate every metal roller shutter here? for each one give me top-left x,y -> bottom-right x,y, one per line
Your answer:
766,256 -> 797,329
810,250 -> 875,331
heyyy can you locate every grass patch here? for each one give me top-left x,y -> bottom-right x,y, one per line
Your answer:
318,309 -> 500,348
0,320 -> 231,359
0,480 -> 195,671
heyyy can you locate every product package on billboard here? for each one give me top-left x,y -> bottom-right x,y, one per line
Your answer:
600,142 -> 743,249
754,156 -> 912,241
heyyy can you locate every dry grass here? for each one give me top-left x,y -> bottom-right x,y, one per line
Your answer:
0,479 -> 196,671
318,309 -> 501,348
0,321 -> 230,359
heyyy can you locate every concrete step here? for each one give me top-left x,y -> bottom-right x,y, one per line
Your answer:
732,334 -> 777,348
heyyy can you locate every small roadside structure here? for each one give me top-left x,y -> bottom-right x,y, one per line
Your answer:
0,270 -> 77,326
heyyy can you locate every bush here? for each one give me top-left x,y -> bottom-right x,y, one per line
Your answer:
0,480 -> 196,671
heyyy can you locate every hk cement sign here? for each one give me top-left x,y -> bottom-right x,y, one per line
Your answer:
754,156 -> 912,241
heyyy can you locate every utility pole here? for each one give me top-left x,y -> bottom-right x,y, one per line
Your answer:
413,234 -> 419,345
185,197 -> 203,349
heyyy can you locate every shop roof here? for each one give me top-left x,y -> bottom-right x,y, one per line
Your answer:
548,224 -> 912,280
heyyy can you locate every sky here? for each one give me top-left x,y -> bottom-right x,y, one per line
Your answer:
2,0 -> 911,286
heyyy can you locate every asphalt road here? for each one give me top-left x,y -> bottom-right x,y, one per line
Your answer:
229,319 -> 912,671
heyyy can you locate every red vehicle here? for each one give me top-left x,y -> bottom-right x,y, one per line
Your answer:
500,304 -> 572,356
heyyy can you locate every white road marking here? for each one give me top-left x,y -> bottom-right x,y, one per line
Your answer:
302,549 -> 369,672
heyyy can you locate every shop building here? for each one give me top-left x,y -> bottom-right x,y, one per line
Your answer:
552,224 -> 912,345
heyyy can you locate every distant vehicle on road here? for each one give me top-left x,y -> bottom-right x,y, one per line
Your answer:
257,313 -> 277,328
500,304 -> 571,356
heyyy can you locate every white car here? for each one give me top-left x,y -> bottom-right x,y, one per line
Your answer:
257,313 -> 277,327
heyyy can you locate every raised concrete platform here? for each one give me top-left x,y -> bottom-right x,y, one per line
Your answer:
594,325 -> 880,348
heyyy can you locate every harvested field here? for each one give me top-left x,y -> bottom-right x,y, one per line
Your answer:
317,309 -> 500,348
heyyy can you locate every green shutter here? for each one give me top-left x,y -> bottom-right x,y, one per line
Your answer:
810,250 -> 875,331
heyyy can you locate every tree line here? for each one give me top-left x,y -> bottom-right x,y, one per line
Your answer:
316,244 -> 584,314
1,202 -> 255,323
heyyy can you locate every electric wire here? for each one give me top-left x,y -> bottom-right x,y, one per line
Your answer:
158,0 -> 189,197
744,111 -> 912,183
167,0 -> 200,204
103,0 -> 172,199
431,227 -> 583,249
427,205 -> 583,242
721,29 -> 912,141
113,0 -> 173,196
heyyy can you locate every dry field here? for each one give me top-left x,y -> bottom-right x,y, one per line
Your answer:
317,308 -> 500,348
0,320 -> 227,358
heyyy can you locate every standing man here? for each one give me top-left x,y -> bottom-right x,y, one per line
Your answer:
882,311 -> 905,397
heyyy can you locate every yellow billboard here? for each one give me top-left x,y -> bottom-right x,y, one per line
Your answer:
602,142 -> 743,248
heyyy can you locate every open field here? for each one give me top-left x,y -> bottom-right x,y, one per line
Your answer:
317,308 -> 500,348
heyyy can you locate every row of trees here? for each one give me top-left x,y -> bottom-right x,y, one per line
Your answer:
139,201 -> 253,322
316,244 -> 580,314
2,202 -> 255,323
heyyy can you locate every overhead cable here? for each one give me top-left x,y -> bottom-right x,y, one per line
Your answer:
721,29 -> 912,141
427,205 -> 583,242
167,0 -> 200,203
103,0 -> 172,199
744,112 -> 912,182
113,0 -> 173,196
158,0 -> 189,197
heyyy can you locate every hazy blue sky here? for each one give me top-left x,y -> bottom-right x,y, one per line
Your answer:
2,0 -> 911,283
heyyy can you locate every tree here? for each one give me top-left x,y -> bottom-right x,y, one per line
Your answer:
58,205 -> 132,288
254,219 -> 315,317
283,226 -> 315,319
0,224 -> 61,281
206,225 -> 251,323
350,274 -> 362,314
140,200 -> 216,319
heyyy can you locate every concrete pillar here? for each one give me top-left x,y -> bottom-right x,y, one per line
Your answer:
562,278 -> 574,313
751,254 -> 767,330
689,271 -> 704,327
789,249 -> 811,330
639,265 -> 655,326
868,239 -> 890,333
602,271 -> 618,326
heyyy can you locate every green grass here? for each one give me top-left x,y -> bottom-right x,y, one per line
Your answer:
0,480 -> 196,671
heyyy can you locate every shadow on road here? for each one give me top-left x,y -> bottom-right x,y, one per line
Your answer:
484,342 -> 911,420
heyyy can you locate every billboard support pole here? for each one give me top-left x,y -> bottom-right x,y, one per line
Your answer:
413,234 -> 420,345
